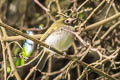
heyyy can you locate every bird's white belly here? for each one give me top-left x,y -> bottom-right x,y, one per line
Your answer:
45,29 -> 74,51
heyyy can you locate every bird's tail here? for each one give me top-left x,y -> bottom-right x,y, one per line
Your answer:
36,49 -> 50,71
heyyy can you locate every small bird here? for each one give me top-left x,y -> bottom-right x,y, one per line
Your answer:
38,17 -> 76,71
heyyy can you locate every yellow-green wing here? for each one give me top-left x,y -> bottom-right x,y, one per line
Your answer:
40,21 -> 62,41
40,17 -> 65,41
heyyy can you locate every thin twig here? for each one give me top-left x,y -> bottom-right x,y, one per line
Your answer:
94,20 -> 120,45
2,34 -> 42,41
55,0 -> 62,13
81,12 -> 120,31
7,43 -> 22,80
1,21 -> 21,80
0,27 -> 7,80
92,0 -> 113,43
42,61 -> 73,76
17,51 -> 43,68
1,39 -> 7,80
34,0 -> 55,21
34,0 -> 50,12
112,1 -> 119,13
78,0 -> 106,29
76,0 -> 89,11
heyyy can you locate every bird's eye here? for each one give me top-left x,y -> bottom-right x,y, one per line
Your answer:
64,19 -> 70,24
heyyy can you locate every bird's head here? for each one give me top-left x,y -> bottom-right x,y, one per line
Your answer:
55,17 -> 77,26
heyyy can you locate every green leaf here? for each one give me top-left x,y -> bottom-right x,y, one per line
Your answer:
14,47 -> 19,56
22,47 -> 31,57
78,13 -> 84,20
16,59 -> 21,66
7,67 -> 11,73
20,58 -> 24,65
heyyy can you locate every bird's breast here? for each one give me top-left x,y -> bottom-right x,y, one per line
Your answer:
45,26 -> 74,52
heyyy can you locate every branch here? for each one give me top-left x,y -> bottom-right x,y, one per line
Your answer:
81,13 -> 120,31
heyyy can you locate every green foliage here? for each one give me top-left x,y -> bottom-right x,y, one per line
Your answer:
22,47 -> 31,57
7,66 -> 11,73
78,13 -> 84,20
15,58 -> 24,66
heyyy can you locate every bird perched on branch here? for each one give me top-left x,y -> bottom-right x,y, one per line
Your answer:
38,16 -> 76,71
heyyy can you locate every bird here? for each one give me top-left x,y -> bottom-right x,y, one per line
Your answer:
37,17 -> 76,71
